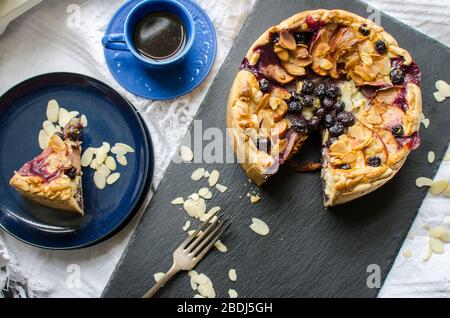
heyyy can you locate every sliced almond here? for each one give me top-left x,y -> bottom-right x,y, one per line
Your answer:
116,154 -> 128,166
416,177 -> 433,188
435,80 -> 449,92
279,30 -> 296,51
214,240 -> 228,253
402,250 -> 412,259
111,145 -> 127,155
421,118 -> 430,128
80,114 -> 88,127
46,99 -> 60,123
93,171 -> 107,190
422,247 -> 432,262
69,111 -> 79,119
182,221 -> 191,232
115,143 -> 135,153
250,194 -> 261,204
189,193 -> 200,201
96,146 -> 109,165
443,187 -> 450,198
250,218 -> 269,236
171,197 -> 184,205
58,107 -> 71,127
90,158 -> 99,170
208,170 -> 220,187
153,272 -> 165,282
107,172 -> 120,185
430,180 -> 449,195
198,188 -> 213,200
97,164 -> 111,177
429,237 -> 445,254
319,59 -> 333,70
429,226 -> 447,239
105,156 -> 117,171
194,294 -> 204,298
38,129 -> 50,150
228,269 -> 237,282
436,80 -> 450,97
228,289 -> 238,298
43,120 -> 58,136
428,151 -> 435,164
183,198 -> 206,218
180,146 -> 194,162
191,168 -> 205,181
81,147 -> 95,167
215,184 -> 228,193
433,91 -> 446,103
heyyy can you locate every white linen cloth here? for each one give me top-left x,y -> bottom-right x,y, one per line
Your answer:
0,0 -> 448,298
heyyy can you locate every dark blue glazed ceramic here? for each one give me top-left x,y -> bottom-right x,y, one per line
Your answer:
0,73 -> 154,250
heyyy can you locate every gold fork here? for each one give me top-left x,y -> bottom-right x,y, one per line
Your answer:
142,210 -> 231,298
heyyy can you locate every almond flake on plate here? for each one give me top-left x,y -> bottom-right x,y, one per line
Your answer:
250,218 -> 269,236
107,172 -> 120,185
228,289 -> 238,298
111,145 -> 127,155
428,151 -> 435,163
214,240 -> 228,253
430,180 -> 449,195
93,171 -> 107,190
43,120 -> 58,136
182,221 -> 191,232
105,156 -> 117,171
115,143 -> 134,153
96,143 -> 110,165
46,99 -> 60,123
429,226 -> 450,242
180,146 -> 194,162
443,187 -> 450,198
90,158 -> 100,170
228,269 -> 237,282
215,184 -> 228,193
429,237 -> 445,254
198,188 -> 213,199
208,170 -> 220,187
415,177 -> 433,188
191,168 -> 205,181
97,164 -> 111,177
80,114 -> 88,127
81,147 -> 95,167
69,111 -> 79,119
422,247 -> 432,262
154,272 -> 165,282
58,107 -> 71,127
171,197 -> 184,205
116,154 -> 128,166
38,129 -> 50,150
183,198 -> 206,218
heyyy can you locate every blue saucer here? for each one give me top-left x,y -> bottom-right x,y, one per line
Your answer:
0,73 -> 153,250
103,0 -> 217,100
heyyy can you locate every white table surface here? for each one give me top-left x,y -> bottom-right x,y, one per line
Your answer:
0,0 -> 449,298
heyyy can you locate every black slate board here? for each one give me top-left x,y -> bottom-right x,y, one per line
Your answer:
103,0 -> 450,298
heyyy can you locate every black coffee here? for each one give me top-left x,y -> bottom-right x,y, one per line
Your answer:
133,12 -> 186,61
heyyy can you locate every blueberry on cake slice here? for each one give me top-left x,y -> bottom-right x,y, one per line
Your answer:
10,118 -> 84,215
227,9 -> 422,207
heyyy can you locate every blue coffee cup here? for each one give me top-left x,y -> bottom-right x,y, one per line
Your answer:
102,0 -> 195,69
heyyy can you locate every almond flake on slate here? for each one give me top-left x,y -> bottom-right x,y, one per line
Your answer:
215,184 -> 228,193
433,91 -> 446,103
421,118 -> 430,128
116,154 -> 128,166
105,156 -> 117,171
415,177 -> 433,188
214,240 -> 228,253
428,151 -> 435,163
46,99 -> 60,123
171,197 -> 184,205
189,271 -> 216,298
204,170 -> 210,178
429,237 -> 445,254
250,194 -> 261,203
81,147 -> 95,167
208,170 -> 220,187
250,218 -> 270,236
38,130 -> 50,150
189,193 -> 200,200
199,188 -> 213,199
430,180 -> 449,195
43,120 -> 58,136
228,289 -> 238,298
80,114 -> 88,127
194,294 -> 204,298
402,250 -> 412,259
115,143 -> 135,153
153,272 -> 165,282
183,198 -> 206,218
93,171 -> 107,190
228,269 -> 237,282
107,172 -> 120,185
182,221 -> 191,232
180,146 -> 194,162
436,80 -> 450,97
191,168 -> 205,181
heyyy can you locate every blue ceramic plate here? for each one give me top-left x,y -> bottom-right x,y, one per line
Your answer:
103,0 -> 217,100
0,73 -> 153,250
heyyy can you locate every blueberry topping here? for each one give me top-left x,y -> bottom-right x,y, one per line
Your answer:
358,24 -> 370,36
67,127 -> 82,142
291,91 -> 302,101
375,40 -> 387,54
301,80 -> 315,94
390,68 -> 405,85
367,156 -> 382,167
294,32 -> 307,44
340,163 -> 351,170
292,119 -> 308,134
314,83 -> 327,99
259,78 -> 270,92
64,167 -> 78,179
391,124 -> 404,137
336,111 -> 355,127
329,122 -> 344,137
325,85 -> 340,99
257,138 -> 271,152
321,97 -> 336,111
308,116 -> 321,131
315,108 -> 327,119
334,100 -> 346,113
323,113 -> 335,128
288,100 -> 302,113
300,94 -> 314,108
